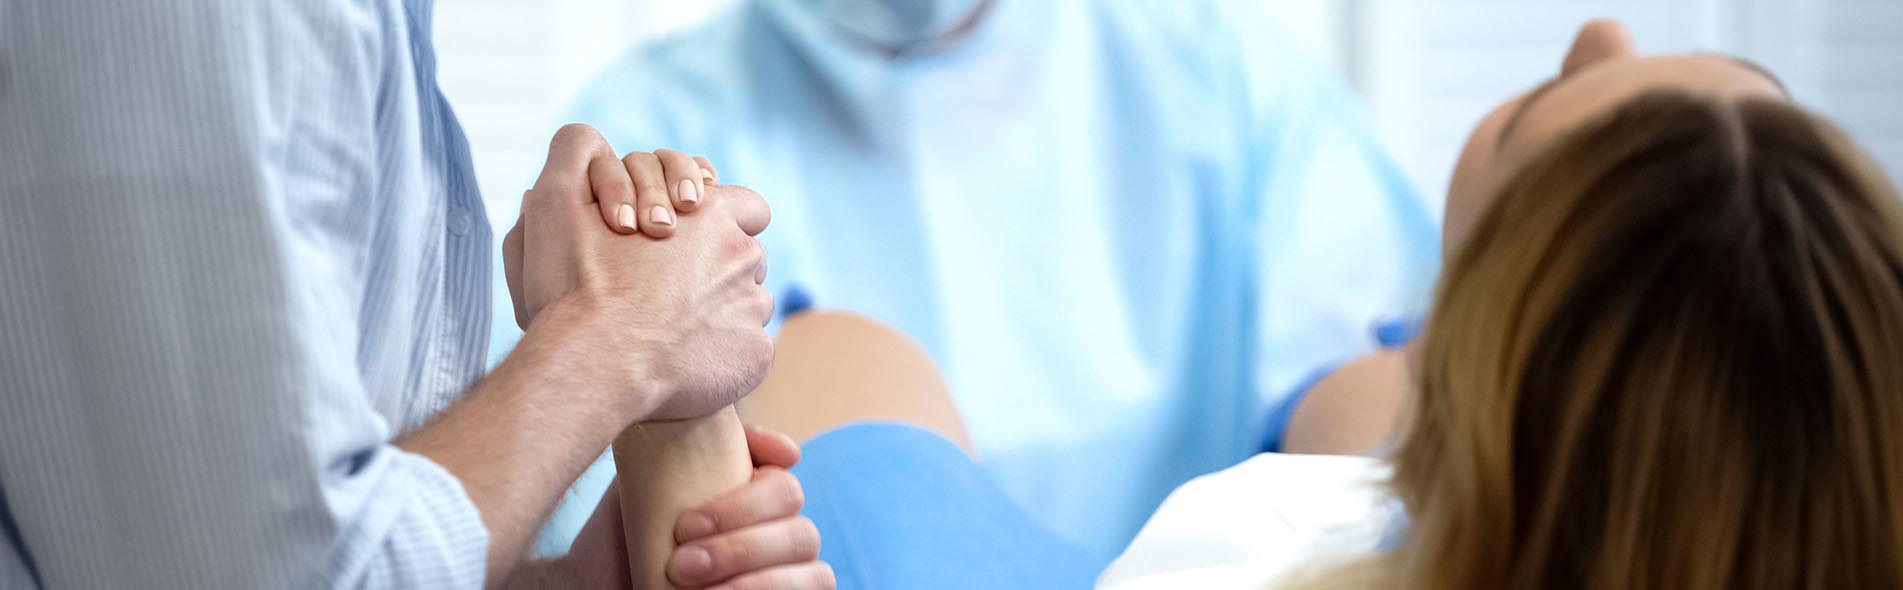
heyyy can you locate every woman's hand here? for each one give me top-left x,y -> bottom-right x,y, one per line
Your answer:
502,130 -> 722,329
664,426 -> 833,590
617,148 -> 720,240
505,126 -> 773,421
564,425 -> 833,590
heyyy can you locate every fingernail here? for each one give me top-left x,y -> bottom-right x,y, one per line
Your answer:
679,511 -> 717,540
672,546 -> 712,581
702,168 -> 716,184
616,204 -> 636,232
650,205 -> 674,226
679,179 -> 700,205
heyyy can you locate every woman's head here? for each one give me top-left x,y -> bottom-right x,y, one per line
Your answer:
1443,20 -> 1790,258
1390,20 -> 1903,590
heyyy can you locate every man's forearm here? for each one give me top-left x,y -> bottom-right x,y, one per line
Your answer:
398,299 -> 655,586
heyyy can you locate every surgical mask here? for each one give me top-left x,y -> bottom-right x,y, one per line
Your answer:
807,0 -> 989,54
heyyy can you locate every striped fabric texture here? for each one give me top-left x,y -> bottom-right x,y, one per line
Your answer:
1,0 -> 496,587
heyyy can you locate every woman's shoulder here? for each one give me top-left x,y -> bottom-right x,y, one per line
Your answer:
1096,453 -> 1395,589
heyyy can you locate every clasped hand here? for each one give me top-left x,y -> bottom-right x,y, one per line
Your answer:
505,123 -> 774,421
502,124 -> 829,589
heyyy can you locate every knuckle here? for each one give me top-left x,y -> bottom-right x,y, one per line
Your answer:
697,509 -> 723,537
551,123 -> 602,149
738,238 -> 766,263
744,333 -> 776,387
754,287 -> 776,318
537,171 -> 584,195
814,559 -> 837,586
816,562 -> 838,588
724,233 -> 753,256
757,329 -> 777,357
655,148 -> 692,164
623,150 -> 659,167
600,173 -> 636,195
727,575 -> 767,590
762,469 -> 805,510
791,518 -> 821,553
711,535 -> 760,567
718,184 -> 765,205
786,474 -> 806,509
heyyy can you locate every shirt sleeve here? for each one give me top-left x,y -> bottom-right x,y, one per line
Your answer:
0,2 -> 488,588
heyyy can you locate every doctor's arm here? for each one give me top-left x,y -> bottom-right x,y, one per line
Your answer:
1235,16 -> 1439,448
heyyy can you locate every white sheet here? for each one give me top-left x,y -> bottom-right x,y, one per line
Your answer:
1097,453 -> 1396,589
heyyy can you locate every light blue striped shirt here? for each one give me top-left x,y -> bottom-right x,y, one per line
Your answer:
1,0 -> 494,587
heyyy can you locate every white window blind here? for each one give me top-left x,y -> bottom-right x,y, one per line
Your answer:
1339,0 -> 1903,202
1804,0 -> 1903,182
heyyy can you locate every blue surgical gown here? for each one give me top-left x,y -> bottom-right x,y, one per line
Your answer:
521,0 -> 1440,557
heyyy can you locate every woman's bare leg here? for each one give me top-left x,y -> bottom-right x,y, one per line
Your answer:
1280,348 -> 1411,455
739,311 -> 976,456
605,312 -> 968,589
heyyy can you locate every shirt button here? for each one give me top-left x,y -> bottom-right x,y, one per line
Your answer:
448,208 -> 473,236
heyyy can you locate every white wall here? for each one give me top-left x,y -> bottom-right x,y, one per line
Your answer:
433,0 -> 737,230
434,0 -> 1903,231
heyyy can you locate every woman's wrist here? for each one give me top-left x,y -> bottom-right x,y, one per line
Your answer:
614,407 -> 754,590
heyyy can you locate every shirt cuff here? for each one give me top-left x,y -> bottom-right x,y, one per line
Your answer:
316,446 -> 490,589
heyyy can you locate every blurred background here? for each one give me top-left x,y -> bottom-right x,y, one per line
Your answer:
432,0 -> 1903,558
437,0 -> 1903,236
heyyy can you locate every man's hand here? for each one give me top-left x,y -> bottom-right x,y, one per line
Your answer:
503,124 -> 728,328
503,124 -> 775,422
564,426 -> 834,590
410,126 -> 773,586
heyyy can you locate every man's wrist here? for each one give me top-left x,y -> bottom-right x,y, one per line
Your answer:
512,293 -> 668,428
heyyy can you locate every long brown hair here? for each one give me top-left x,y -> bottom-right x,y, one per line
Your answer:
1356,92 -> 1903,589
